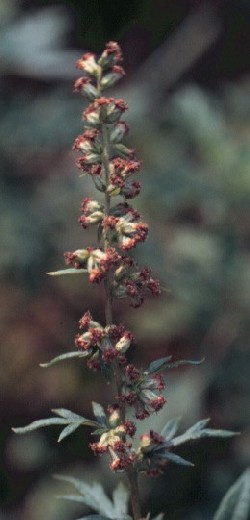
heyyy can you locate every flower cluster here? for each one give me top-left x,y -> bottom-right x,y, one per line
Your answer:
89,404 -> 136,471
120,365 -> 166,420
64,246 -> 120,283
113,264 -> 161,307
104,203 -> 148,250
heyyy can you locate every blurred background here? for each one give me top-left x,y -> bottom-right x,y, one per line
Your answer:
1,0 -> 250,519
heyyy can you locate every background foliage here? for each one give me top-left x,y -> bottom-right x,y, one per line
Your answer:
1,1 -> 250,519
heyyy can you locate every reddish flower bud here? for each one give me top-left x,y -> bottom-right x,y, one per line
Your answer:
74,77 -> 98,100
76,52 -> 99,75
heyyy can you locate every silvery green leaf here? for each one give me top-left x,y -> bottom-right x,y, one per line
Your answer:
161,451 -> 194,467
147,356 -> 172,374
40,350 -> 88,367
54,476 -> 114,517
160,417 -> 182,441
58,423 -> 82,442
171,419 -> 238,447
52,409 -> 88,422
92,402 -> 107,427
163,358 -> 205,370
12,417 -> 68,434
147,357 -> 204,374
48,268 -> 87,275
213,468 -> 250,520
112,482 -> 129,517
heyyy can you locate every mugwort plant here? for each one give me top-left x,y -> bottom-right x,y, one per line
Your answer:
13,42 -> 241,520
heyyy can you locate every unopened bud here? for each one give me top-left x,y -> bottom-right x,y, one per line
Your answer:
109,122 -> 129,144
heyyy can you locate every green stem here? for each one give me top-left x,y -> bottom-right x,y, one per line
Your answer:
126,466 -> 142,520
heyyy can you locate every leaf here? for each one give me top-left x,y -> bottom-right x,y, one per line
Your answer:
54,476 -> 114,518
171,419 -> 239,447
48,268 -> 87,275
58,423 -> 82,442
161,451 -> 194,467
13,409 -> 97,441
160,417 -> 182,441
163,358 -> 205,370
92,402 -> 107,427
52,408 -> 99,428
12,417 -> 69,434
40,350 -> 88,367
213,468 -> 250,520
112,482 -> 129,517
52,409 -> 88,422
147,356 -> 172,374
147,357 -> 204,374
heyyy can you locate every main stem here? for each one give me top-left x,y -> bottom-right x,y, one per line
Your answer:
100,116 -> 142,520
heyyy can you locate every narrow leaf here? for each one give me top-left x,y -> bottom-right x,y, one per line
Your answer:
164,358 -> 205,370
58,422 -> 82,442
52,408 -> 87,422
160,417 -> 182,441
201,428 -> 239,439
40,350 -> 88,368
213,468 -> 250,520
161,451 -> 194,467
12,417 -> 68,434
147,356 -> 172,374
48,268 -> 87,275
92,402 -> 107,427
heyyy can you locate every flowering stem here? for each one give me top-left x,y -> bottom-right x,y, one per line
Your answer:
101,118 -> 142,520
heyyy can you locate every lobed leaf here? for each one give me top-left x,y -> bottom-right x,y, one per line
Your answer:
48,268 -> 88,275
171,419 -> 239,447
213,468 -> 250,520
40,350 -> 88,368
54,476 -> 114,518
13,408 -> 97,441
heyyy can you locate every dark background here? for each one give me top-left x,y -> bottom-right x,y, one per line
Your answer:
1,1 -> 250,519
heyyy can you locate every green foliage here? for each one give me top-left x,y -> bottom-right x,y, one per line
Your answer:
213,468 -> 250,520
48,269 -> 88,276
140,418 -> 239,468
40,351 -> 89,368
55,476 -> 131,520
147,356 -> 204,375
12,409 -> 99,442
